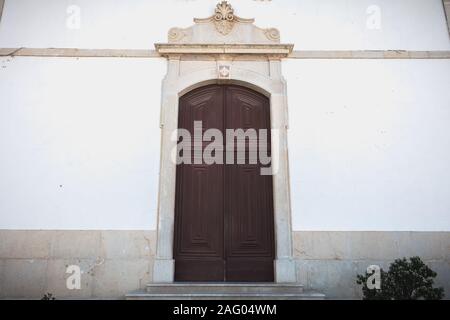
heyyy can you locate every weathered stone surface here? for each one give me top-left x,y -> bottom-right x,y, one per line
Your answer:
92,259 -> 152,298
45,259 -> 95,299
127,283 -> 324,300
426,260 -> 450,294
2,259 -> 48,299
0,259 -> 4,298
166,1 -> 281,45
50,231 -> 102,260
0,230 -> 448,299
275,258 -> 297,283
146,283 -> 303,294
0,231 -> 51,259
100,231 -> 155,260
153,259 -> 175,283
293,231 -> 450,299
293,231 -> 450,261
129,283 -> 324,300
294,231 -> 348,260
127,291 -> 325,300
0,230 -> 157,299
443,233 -> 450,260
347,232 -> 398,260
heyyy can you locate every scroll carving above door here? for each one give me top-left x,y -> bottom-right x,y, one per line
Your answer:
167,1 -> 281,44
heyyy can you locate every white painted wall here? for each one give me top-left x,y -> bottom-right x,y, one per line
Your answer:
0,0 -> 450,231
0,0 -> 449,50
286,59 -> 450,231
1,58 -> 450,231
0,57 -> 165,230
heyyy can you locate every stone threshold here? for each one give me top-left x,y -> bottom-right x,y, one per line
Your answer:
126,292 -> 326,300
127,283 -> 325,300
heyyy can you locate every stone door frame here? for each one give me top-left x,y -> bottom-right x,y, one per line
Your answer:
152,2 -> 296,283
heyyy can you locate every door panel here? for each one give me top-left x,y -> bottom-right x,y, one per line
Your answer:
174,85 -> 225,281
224,86 -> 274,282
225,163 -> 275,282
174,85 -> 274,282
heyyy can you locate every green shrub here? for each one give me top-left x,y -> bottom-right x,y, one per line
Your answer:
41,293 -> 56,300
357,256 -> 444,300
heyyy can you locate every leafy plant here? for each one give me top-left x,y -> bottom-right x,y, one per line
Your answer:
357,256 -> 444,300
41,293 -> 56,300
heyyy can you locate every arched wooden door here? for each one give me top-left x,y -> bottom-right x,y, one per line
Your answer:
173,84 -> 275,282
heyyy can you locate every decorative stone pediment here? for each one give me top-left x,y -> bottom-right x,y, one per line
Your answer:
195,0 -> 254,36
156,1 -> 293,57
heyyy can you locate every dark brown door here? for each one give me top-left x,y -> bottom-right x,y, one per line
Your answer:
174,85 -> 275,282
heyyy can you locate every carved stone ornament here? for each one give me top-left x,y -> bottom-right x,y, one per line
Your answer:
264,28 -> 281,42
194,1 -> 254,36
218,64 -> 231,79
158,0 -> 294,56
168,27 -> 187,42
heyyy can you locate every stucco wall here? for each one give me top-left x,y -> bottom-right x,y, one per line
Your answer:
1,57 -> 450,231
0,57 -> 164,230
286,59 -> 450,231
1,0 -> 449,50
0,230 -> 448,299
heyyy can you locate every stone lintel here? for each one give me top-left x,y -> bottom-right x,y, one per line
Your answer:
155,43 -> 294,58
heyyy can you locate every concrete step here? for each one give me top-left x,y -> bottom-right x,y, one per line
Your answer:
146,283 -> 304,294
126,291 -> 325,300
125,283 -> 325,300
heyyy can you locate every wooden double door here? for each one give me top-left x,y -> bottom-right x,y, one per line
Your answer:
174,85 -> 275,282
